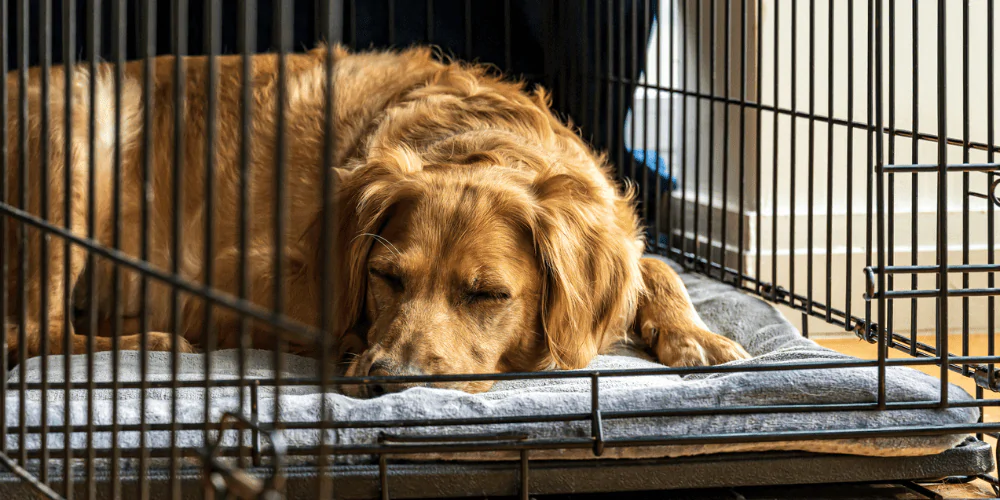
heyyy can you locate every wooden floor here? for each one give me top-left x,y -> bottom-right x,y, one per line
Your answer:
814,334 -> 998,499
543,482 -> 993,499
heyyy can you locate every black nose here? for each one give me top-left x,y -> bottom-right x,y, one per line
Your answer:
369,383 -> 388,397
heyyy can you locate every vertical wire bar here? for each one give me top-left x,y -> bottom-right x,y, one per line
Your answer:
961,0 -> 971,376
548,0 -> 556,109
707,0 -> 717,273
655,0 -> 663,247
583,0 -> 593,152
886,0 -> 896,348
864,0 -> 881,348
693,0 -> 702,268
807,0 -> 816,321
845,0 -> 855,331
0,0 -> 9,468
238,0 -> 256,468
737,0 -> 746,286
631,0 -> 640,227
61,0 -> 76,496
519,451 -> 529,500
387,0 -> 395,46
667,0 -> 675,251
875,0 -> 888,408
169,0 -> 188,496
274,0 -> 291,444
754,0 -> 763,291
139,0 -> 155,496
426,0 -> 434,43
789,0 -> 798,305
721,0 -> 731,278
556,1 -> 566,117
910,0 -> 919,356
17,0 -> 31,469
592,0 -> 601,145
85,0 -> 100,494
936,0 -> 949,407
110,0 -> 125,497
606,0 -> 614,192
314,0 -> 320,45
317,3 -> 338,497
38,0 -> 51,483
504,0 -> 512,73
170,0 -> 188,499
865,0 -> 875,345
202,0 -> 220,465
641,0 -> 650,235
618,0 -> 628,185
465,0 -> 473,61
573,3 -> 582,123
349,0 -> 356,49
681,0 -> 689,265
988,0 -> 996,392
769,0 -> 780,301
589,374 -> 603,456
379,454 -> 389,500
825,0 -> 835,323
250,380 -> 260,466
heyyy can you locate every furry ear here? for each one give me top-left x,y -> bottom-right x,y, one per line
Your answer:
332,166 -> 354,187
332,148 -> 423,336
530,171 -> 644,370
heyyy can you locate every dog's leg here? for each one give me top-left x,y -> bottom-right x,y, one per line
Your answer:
634,257 -> 750,367
206,245 -> 323,353
3,65 -> 192,363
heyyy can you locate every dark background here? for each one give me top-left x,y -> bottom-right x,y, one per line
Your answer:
4,0 -> 658,205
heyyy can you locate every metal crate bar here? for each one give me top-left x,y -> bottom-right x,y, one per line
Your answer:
883,163 -> 1000,173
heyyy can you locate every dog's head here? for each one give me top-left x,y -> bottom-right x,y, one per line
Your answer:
331,89 -> 643,397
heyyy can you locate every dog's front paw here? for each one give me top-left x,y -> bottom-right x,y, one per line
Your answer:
640,320 -> 750,367
121,332 -> 197,354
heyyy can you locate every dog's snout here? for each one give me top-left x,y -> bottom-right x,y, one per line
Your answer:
367,359 -> 394,377
366,358 -> 426,397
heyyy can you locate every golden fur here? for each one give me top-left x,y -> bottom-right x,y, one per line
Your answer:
3,46 -> 748,395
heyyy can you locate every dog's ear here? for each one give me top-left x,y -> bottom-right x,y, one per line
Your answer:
530,170 -> 644,370
333,149 -> 422,336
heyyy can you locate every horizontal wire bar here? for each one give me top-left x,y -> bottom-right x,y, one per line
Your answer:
883,163 -> 1000,173
876,288 -> 1000,299
379,432 -> 529,443
9,423 -> 996,458
610,77 -> 1000,156
5,356 -> 998,393
0,358 -> 929,391
5,398 -> 1000,438
872,264 -> 1000,274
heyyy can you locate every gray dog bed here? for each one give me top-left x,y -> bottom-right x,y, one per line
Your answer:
2,255 -> 982,464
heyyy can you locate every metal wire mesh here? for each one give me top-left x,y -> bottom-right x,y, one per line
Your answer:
0,0 -> 995,499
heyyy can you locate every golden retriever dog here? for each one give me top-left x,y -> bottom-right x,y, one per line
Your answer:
3,46 -> 749,396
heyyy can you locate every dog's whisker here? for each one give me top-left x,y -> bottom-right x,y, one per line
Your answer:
353,232 -> 402,257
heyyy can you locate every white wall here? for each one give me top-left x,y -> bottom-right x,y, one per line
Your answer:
630,0 -> 1000,337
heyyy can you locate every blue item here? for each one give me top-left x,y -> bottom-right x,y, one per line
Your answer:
630,148 -> 678,192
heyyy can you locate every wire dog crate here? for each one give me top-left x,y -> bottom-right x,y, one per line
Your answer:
0,0 -> 997,499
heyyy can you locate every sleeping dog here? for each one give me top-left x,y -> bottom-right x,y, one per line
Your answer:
4,46 -> 749,396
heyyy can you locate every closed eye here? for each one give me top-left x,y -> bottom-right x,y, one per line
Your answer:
464,289 -> 512,304
369,267 -> 404,292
